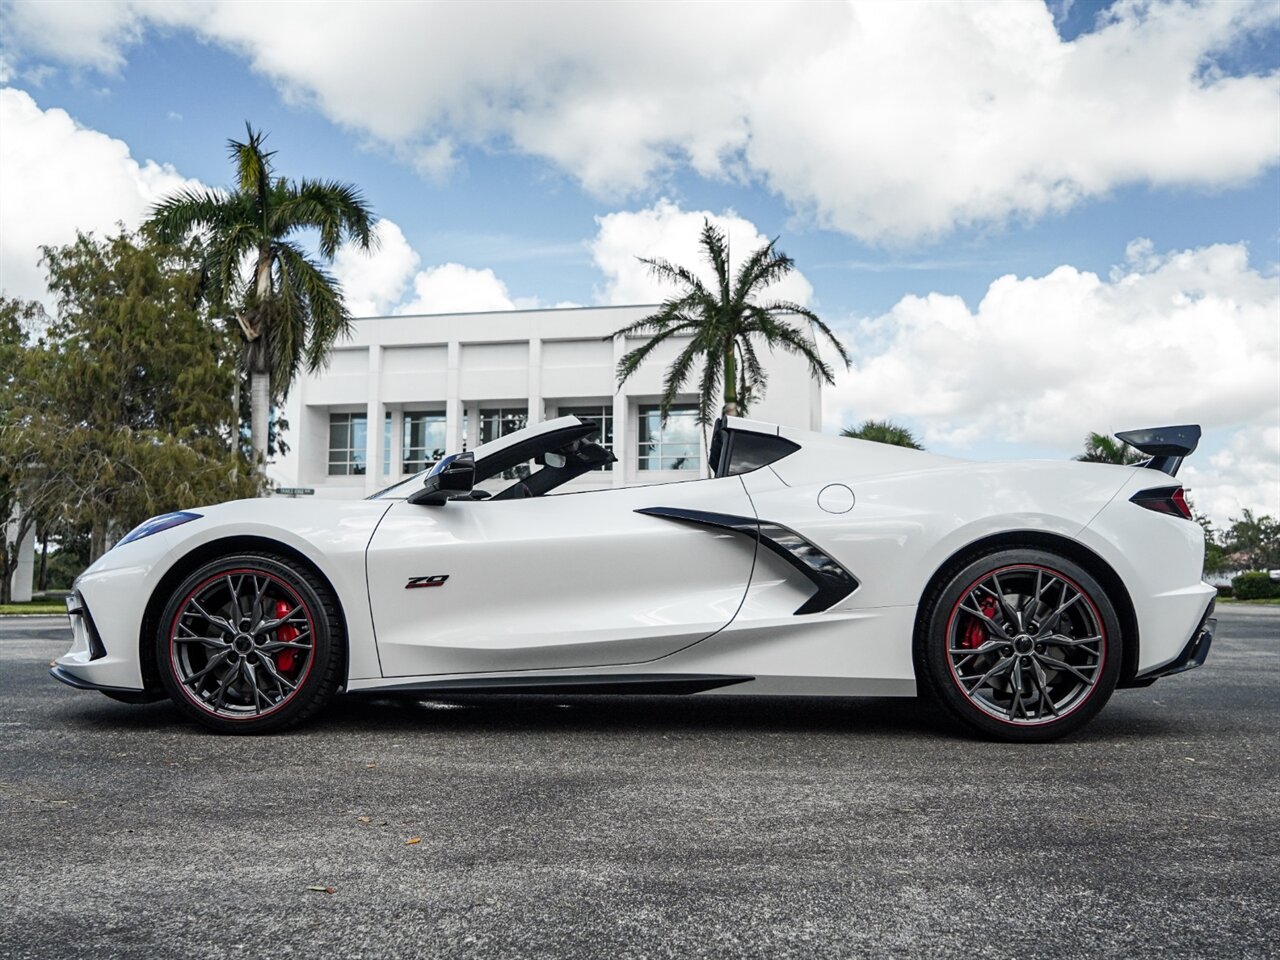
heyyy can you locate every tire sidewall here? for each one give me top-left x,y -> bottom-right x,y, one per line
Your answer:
156,554 -> 335,734
921,548 -> 1122,742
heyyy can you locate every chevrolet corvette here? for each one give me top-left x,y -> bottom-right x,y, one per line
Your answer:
51,415 -> 1215,741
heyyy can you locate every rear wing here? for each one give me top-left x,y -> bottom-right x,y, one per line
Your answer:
1115,424 -> 1201,477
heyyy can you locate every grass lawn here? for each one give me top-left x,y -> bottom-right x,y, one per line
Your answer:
1217,596 -> 1280,605
0,601 -> 67,616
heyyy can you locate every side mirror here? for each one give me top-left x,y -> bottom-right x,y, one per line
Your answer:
407,452 -> 475,506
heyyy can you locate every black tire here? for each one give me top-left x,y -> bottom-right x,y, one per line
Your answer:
916,547 -> 1122,743
155,552 -> 343,734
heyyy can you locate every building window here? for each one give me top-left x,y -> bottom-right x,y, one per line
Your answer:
638,404 -> 699,471
558,404 -> 613,470
479,407 -> 529,479
403,412 -> 447,474
328,412 -> 367,476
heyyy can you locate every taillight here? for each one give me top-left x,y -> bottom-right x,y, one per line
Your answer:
1130,486 -> 1193,520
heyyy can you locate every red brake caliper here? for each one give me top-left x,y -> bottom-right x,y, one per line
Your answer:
962,597 -> 999,649
273,599 -> 299,674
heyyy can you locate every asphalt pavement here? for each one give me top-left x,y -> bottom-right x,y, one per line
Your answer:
1,607 -> 1277,960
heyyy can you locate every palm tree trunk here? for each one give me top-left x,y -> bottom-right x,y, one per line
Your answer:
723,347 -> 738,418
250,367 -> 270,465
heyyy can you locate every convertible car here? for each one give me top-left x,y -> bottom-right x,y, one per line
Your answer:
51,415 -> 1215,741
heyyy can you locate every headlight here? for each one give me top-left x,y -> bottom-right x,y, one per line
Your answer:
116,511 -> 202,547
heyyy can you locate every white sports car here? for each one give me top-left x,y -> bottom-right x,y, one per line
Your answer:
52,416 -> 1215,741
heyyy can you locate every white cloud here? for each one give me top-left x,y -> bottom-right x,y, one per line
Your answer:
0,86 -> 202,306
590,199 -> 813,307
826,239 -> 1280,525
332,219 -> 419,317
3,1 -> 1276,242
395,263 -> 517,315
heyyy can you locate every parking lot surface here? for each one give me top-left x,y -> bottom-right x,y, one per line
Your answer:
1,606 -> 1277,959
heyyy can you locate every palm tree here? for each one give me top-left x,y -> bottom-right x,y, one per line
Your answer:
841,419 -> 923,449
612,219 -> 849,425
146,124 -> 375,463
1075,432 -> 1145,465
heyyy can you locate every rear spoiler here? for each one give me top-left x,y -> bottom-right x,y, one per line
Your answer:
1115,424 -> 1201,477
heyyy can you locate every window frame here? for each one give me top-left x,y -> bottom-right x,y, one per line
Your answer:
327,411 -> 369,476
637,403 -> 700,472
401,410 -> 448,475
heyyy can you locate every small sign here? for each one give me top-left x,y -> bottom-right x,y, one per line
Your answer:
275,487 -> 315,497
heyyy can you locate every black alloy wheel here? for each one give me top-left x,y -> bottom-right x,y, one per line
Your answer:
156,552 -> 343,733
917,548 -> 1122,742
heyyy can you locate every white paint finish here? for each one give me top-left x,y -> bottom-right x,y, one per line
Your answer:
542,337 -> 612,368
55,498 -> 394,690
366,477 -> 757,676
664,605 -> 921,690
1076,470 -> 1216,673
383,344 -> 447,374
382,344 -> 447,404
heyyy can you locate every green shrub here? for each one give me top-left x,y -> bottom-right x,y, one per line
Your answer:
1232,571 -> 1280,600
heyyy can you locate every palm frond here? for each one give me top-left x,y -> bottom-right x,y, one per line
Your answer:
659,338 -> 705,425
698,219 -> 731,302
638,255 -> 712,301
730,239 -> 782,305
750,299 -> 851,371
273,179 -> 377,258
146,188 -> 238,244
736,335 -> 768,413
275,241 -> 352,375
228,123 -> 274,211
609,301 -> 700,339
692,338 -> 725,426
745,306 -> 838,385
615,325 -> 687,386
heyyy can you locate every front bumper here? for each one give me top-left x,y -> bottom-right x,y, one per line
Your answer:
1132,599 -> 1216,684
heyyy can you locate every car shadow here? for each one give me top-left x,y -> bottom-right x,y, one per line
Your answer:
56,689 -> 1181,742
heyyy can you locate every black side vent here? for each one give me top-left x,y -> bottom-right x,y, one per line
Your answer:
635,507 -> 859,615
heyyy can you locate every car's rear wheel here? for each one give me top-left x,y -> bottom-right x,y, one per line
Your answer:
155,552 -> 343,734
917,548 -> 1122,742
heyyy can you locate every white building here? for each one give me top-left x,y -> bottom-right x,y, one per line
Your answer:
275,304 -> 822,498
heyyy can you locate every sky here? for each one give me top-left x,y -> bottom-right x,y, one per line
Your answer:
0,0 -> 1277,527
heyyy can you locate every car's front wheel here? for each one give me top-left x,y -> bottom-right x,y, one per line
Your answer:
917,548 -> 1122,742
155,552 -> 343,734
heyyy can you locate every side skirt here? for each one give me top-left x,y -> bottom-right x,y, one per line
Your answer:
351,673 -> 754,697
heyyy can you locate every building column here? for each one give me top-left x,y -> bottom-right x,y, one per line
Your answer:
389,406 -> 404,482
528,337 -> 543,424
445,340 -> 463,455
611,333 -> 628,487
364,345 -> 385,496
464,401 -> 479,450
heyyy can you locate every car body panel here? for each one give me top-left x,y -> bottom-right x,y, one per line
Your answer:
366,476 -> 757,676
59,499 -> 393,689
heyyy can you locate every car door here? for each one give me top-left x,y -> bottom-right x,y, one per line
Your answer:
366,475 -> 758,677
